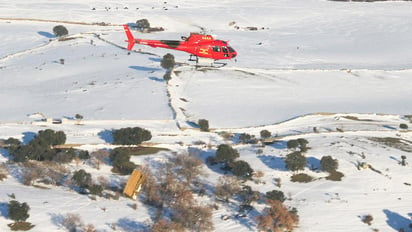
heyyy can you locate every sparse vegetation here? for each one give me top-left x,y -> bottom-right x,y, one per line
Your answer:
215,175 -> 241,202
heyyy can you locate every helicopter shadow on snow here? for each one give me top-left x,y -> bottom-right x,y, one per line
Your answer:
38,31 -> 55,39
129,65 -> 162,72
383,209 -> 412,231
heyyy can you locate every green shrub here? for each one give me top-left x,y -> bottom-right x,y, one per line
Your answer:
161,53 -> 176,70
215,144 -> 239,163
291,173 -> 313,183
88,184 -> 103,196
198,119 -> 209,132
260,130 -> 271,139
231,160 -> 254,179
7,222 -> 35,231
71,169 -> 92,189
326,170 -> 344,181
320,156 -> 339,173
112,127 -> 152,145
110,148 -> 137,175
266,190 -> 286,202
53,25 -> 68,37
136,19 -> 150,29
8,200 -> 30,222
285,151 -> 306,172
400,123 -> 408,129
9,129 -> 66,162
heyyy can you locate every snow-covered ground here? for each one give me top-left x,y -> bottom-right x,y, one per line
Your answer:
0,0 -> 411,231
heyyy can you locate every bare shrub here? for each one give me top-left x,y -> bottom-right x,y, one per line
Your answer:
62,213 -> 84,232
83,224 -> 96,232
96,176 -> 109,189
151,219 -> 184,232
256,200 -> 299,232
214,175 -> 241,202
172,153 -> 205,185
0,163 -> 9,181
171,203 -> 214,232
20,161 -> 68,186
362,214 -> 373,225
90,149 -> 110,169
142,170 -> 163,207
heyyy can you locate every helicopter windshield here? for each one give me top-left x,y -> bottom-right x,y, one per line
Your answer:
228,47 -> 235,53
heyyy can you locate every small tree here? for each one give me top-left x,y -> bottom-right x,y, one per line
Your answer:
215,144 -> 239,163
161,53 -> 176,70
399,123 -> 408,129
320,156 -> 339,173
8,200 -> 30,222
198,119 -> 209,132
401,155 -> 406,166
110,148 -> 137,175
88,184 -> 103,196
53,25 -> 69,37
287,140 -> 300,150
265,190 -> 286,202
136,19 -> 150,30
231,160 -> 254,179
285,151 -> 306,173
260,130 -> 271,139
72,169 -> 92,189
75,114 -> 84,123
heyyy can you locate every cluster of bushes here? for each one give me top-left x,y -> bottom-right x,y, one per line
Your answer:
212,144 -> 254,179
287,138 -> 309,152
109,148 -> 138,175
71,169 -> 104,196
112,127 -> 152,145
7,199 -> 34,231
8,129 -> 68,163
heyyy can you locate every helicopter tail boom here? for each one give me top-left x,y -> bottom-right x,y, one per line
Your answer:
123,25 -> 136,50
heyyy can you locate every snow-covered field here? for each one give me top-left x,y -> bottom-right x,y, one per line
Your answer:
0,0 -> 411,231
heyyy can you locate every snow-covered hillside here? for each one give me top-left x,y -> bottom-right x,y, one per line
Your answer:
0,0 -> 411,231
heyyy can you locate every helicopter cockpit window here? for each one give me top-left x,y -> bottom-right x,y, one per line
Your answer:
213,46 -> 221,52
228,47 -> 235,53
222,47 -> 228,53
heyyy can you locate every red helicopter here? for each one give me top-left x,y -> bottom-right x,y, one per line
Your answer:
123,24 -> 237,66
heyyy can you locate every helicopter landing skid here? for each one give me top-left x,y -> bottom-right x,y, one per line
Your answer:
189,56 -> 227,68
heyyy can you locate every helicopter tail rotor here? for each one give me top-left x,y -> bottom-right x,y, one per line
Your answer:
123,25 -> 136,50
